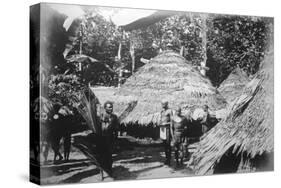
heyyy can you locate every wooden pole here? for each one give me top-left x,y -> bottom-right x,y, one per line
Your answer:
130,41 -> 135,73
180,46 -> 185,56
79,24 -> 83,71
117,42 -> 122,61
118,70 -> 123,88
200,14 -> 208,76
117,41 -> 122,88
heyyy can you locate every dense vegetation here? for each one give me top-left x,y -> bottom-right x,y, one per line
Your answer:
40,6 -> 271,111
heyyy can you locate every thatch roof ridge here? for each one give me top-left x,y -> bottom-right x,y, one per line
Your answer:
192,50 -> 274,174
150,50 -> 188,63
218,67 -> 250,103
112,50 -> 226,125
219,67 -> 249,89
218,67 -> 250,91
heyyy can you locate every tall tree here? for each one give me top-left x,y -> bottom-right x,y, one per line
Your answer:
206,15 -> 268,86
199,13 -> 208,76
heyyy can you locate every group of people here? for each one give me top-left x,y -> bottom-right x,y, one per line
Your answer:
40,103 -> 74,164
100,100 -> 211,172
159,101 -> 188,166
159,101 -> 211,166
39,98 -> 211,176
96,100 -> 188,174
38,99 -> 118,179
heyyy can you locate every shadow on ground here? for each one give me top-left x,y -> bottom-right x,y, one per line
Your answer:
40,136 -> 194,184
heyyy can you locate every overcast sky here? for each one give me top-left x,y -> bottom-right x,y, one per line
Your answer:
49,3 -> 156,27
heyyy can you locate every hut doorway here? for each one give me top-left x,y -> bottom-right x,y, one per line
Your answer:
213,146 -> 241,174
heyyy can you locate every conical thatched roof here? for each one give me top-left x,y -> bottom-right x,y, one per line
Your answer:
192,50 -> 274,174
218,67 -> 250,103
99,51 -> 226,125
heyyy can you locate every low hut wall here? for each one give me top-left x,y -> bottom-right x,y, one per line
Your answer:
124,123 -> 160,140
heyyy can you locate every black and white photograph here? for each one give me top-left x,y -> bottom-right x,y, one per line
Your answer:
29,2 -> 274,185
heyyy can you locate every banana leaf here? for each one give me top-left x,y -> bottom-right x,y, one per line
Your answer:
65,54 -> 99,63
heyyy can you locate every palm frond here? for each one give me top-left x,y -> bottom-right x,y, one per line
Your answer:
72,132 -> 111,175
74,89 -> 101,134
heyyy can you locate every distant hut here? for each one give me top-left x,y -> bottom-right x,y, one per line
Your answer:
98,50 -> 226,125
218,67 -> 250,104
191,50 -> 274,174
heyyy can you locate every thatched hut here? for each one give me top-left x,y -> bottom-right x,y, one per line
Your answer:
92,51 -> 226,126
191,50 -> 274,174
218,67 -> 250,104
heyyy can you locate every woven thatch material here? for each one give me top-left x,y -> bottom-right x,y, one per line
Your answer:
218,67 -> 250,103
192,50 -> 274,175
90,86 -> 136,117
108,51 -> 226,125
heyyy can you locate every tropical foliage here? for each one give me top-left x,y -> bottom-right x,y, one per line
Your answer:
48,73 -> 84,108
207,15 -> 268,85
53,9 -> 269,87
41,5 -> 271,128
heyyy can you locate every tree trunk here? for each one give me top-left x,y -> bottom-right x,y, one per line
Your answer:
116,41 -> 123,87
200,14 -> 208,76
79,25 -> 83,71
180,46 -> 185,56
118,70 -> 123,88
130,42 -> 135,73
117,42 -> 122,61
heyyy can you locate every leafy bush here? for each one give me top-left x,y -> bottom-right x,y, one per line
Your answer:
207,16 -> 267,86
48,74 -> 84,107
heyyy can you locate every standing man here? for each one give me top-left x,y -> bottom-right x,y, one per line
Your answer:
171,107 -> 188,166
100,101 -> 120,176
159,100 -> 173,166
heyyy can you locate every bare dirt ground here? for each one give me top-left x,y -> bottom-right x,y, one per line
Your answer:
40,136 -> 195,185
